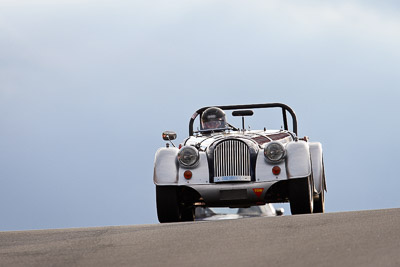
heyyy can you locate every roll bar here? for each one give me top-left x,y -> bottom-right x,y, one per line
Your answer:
189,103 -> 298,136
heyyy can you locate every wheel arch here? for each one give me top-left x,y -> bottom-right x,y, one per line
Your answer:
309,142 -> 326,194
285,141 -> 312,179
154,147 -> 179,185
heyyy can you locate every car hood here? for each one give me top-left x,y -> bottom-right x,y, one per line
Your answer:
183,130 -> 293,151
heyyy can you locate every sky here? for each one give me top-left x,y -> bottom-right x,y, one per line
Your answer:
1,0 -> 399,230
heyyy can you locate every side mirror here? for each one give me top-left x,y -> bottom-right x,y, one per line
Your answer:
275,208 -> 284,216
162,131 -> 177,141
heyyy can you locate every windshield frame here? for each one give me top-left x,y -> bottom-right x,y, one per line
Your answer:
189,103 -> 298,136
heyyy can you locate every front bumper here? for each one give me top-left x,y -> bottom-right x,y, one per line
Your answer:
186,181 -> 279,207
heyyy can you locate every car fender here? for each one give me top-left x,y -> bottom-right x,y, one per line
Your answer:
309,142 -> 325,194
153,147 -> 179,185
285,141 -> 311,179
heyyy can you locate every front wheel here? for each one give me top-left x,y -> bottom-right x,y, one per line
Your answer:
313,188 -> 325,213
180,207 -> 195,221
156,186 -> 180,223
289,176 -> 313,215
314,161 -> 326,213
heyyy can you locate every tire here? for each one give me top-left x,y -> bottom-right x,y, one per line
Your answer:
314,161 -> 326,213
289,176 -> 313,215
180,207 -> 195,222
313,188 -> 325,213
156,186 -> 180,223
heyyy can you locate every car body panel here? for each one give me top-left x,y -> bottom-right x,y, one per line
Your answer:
178,152 -> 210,184
255,150 -> 288,181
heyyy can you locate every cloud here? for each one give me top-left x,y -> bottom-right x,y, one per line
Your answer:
283,2 -> 400,44
1,0 -> 400,230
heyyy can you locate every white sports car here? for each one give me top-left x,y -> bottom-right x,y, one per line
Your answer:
154,103 -> 326,223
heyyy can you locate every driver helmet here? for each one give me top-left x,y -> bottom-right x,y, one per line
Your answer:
201,107 -> 227,130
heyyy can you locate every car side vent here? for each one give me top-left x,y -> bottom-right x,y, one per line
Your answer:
213,140 -> 251,182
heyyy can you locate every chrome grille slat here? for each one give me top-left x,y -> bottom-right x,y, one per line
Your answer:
214,140 -> 251,180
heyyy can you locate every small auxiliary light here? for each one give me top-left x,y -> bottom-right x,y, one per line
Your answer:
184,170 -> 192,180
272,166 -> 281,175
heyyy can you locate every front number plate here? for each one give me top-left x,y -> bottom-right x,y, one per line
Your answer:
214,176 -> 251,183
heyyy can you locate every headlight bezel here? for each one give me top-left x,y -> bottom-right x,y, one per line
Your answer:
264,142 -> 286,163
177,146 -> 200,167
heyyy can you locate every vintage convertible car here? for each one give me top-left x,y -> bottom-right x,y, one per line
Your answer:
153,103 -> 326,223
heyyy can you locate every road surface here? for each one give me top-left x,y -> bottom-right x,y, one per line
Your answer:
1,208 -> 399,266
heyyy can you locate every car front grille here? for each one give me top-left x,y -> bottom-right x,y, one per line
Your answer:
213,139 -> 251,180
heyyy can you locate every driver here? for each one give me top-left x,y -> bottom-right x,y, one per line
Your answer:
201,107 -> 227,131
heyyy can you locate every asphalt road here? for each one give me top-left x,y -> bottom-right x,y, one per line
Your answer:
1,208 -> 399,267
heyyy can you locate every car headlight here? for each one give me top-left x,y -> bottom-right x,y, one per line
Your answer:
178,146 -> 199,167
264,142 -> 286,162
